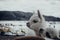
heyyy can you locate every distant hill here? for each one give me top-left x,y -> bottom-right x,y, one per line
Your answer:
0,11 -> 60,21
43,15 -> 60,21
0,11 -> 33,21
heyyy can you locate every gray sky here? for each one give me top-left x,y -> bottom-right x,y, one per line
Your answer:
0,0 -> 60,17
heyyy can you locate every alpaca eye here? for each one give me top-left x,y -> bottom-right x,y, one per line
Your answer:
33,20 -> 38,23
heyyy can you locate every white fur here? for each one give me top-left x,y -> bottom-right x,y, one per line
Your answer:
29,14 -> 47,30
45,27 -> 59,39
25,28 -> 36,36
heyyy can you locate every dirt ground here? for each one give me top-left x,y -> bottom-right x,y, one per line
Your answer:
0,35 -> 24,40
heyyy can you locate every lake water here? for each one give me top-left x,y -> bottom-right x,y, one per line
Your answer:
0,21 -> 36,36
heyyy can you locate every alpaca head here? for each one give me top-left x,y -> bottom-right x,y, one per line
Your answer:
26,10 -> 47,36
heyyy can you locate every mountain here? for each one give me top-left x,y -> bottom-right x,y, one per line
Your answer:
43,15 -> 60,21
0,11 -> 33,21
0,11 -> 60,21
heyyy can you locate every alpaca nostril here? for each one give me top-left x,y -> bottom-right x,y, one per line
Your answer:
26,22 -> 30,27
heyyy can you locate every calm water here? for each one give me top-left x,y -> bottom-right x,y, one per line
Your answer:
0,21 -> 28,35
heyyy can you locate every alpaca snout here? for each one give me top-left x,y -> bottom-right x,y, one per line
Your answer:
26,22 -> 30,27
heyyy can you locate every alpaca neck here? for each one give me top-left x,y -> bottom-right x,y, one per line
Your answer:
34,29 -> 40,36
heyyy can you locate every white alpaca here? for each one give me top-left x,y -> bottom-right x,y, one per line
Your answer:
26,10 -> 48,37
26,10 -> 60,40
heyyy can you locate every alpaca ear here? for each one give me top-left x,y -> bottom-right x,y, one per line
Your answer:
37,10 -> 42,19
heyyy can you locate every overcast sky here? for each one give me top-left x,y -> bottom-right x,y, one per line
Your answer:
0,0 -> 60,17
